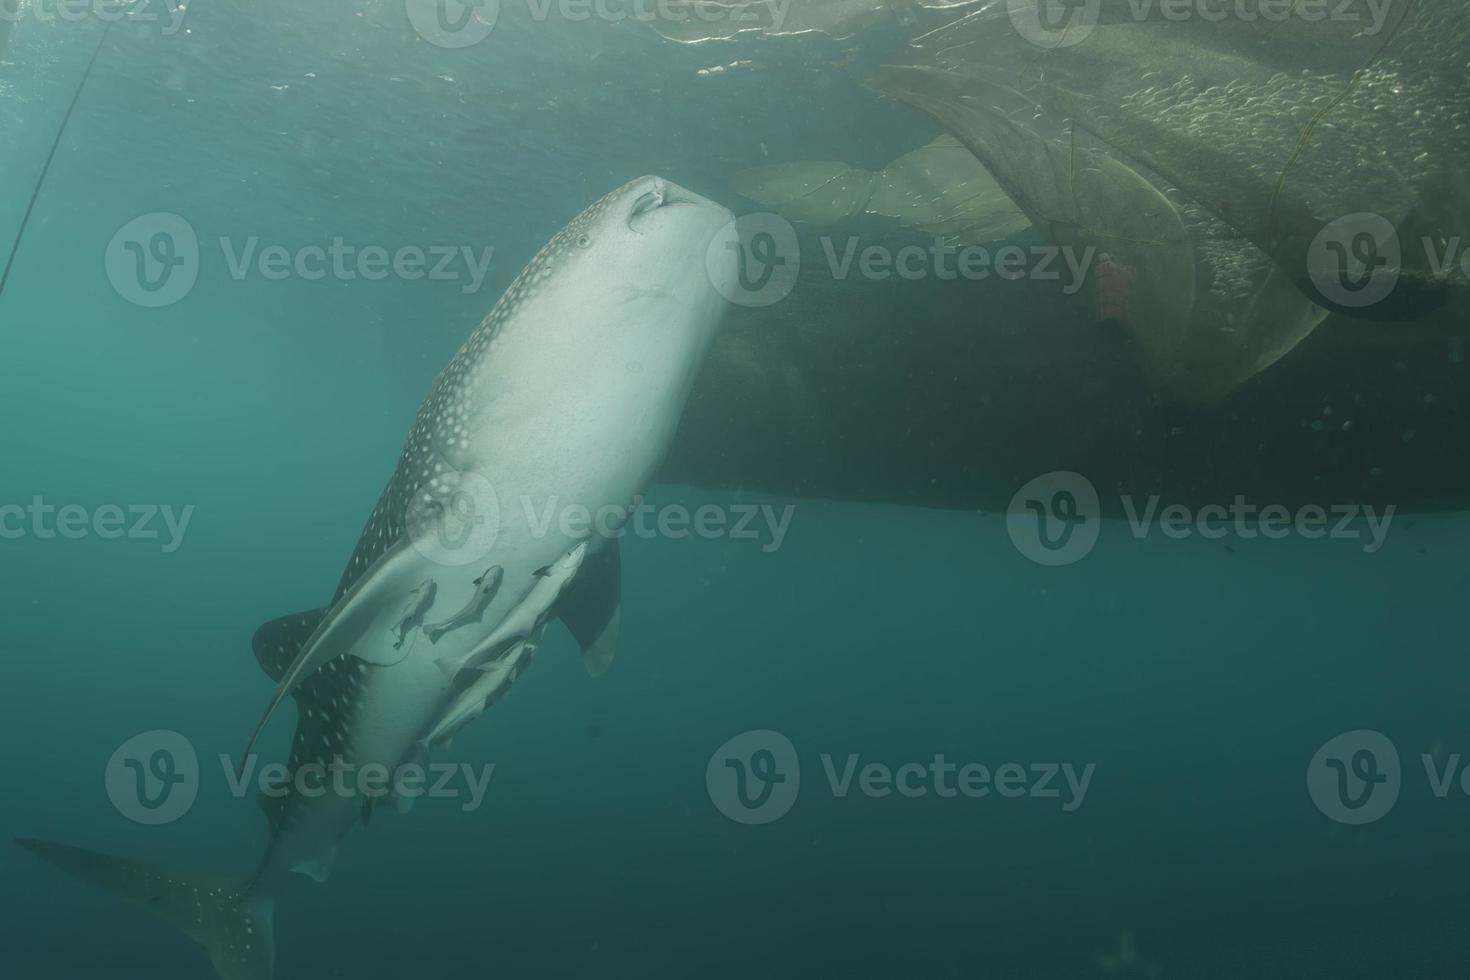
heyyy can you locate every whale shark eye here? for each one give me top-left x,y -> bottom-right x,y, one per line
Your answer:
575,233 -> 592,249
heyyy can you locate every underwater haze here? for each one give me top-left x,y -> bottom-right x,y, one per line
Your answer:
3,2 -> 1470,978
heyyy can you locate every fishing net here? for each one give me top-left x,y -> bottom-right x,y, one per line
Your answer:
873,62 -> 1329,402
867,0 -> 1468,399
866,136 -> 1031,244
646,0 -> 957,43
875,0 -> 1469,316
732,135 -> 1030,244
733,159 -> 878,223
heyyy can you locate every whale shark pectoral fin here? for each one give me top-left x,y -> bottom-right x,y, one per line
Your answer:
243,540 -> 425,763
307,539 -> 434,670
251,608 -> 329,683
558,539 -> 621,676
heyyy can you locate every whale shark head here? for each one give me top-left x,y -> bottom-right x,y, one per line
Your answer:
566,173 -> 738,301
487,175 -> 738,364
426,173 -> 739,471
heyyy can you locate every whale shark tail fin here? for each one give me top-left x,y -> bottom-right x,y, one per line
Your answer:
16,837 -> 275,980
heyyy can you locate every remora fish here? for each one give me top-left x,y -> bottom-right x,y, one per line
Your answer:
17,175 -> 738,980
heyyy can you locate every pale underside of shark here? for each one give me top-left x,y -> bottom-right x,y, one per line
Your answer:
19,175 -> 738,980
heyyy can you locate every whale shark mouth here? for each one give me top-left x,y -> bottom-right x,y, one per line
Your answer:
626,178 -> 721,233
629,184 -> 667,224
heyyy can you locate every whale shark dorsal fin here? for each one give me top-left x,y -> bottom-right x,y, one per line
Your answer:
251,608 -> 329,683
558,539 -> 621,676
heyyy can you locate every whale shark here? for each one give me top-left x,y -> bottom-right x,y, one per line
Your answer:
18,175 -> 738,980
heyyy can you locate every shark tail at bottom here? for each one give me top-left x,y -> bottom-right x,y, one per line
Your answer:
16,837 -> 276,980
